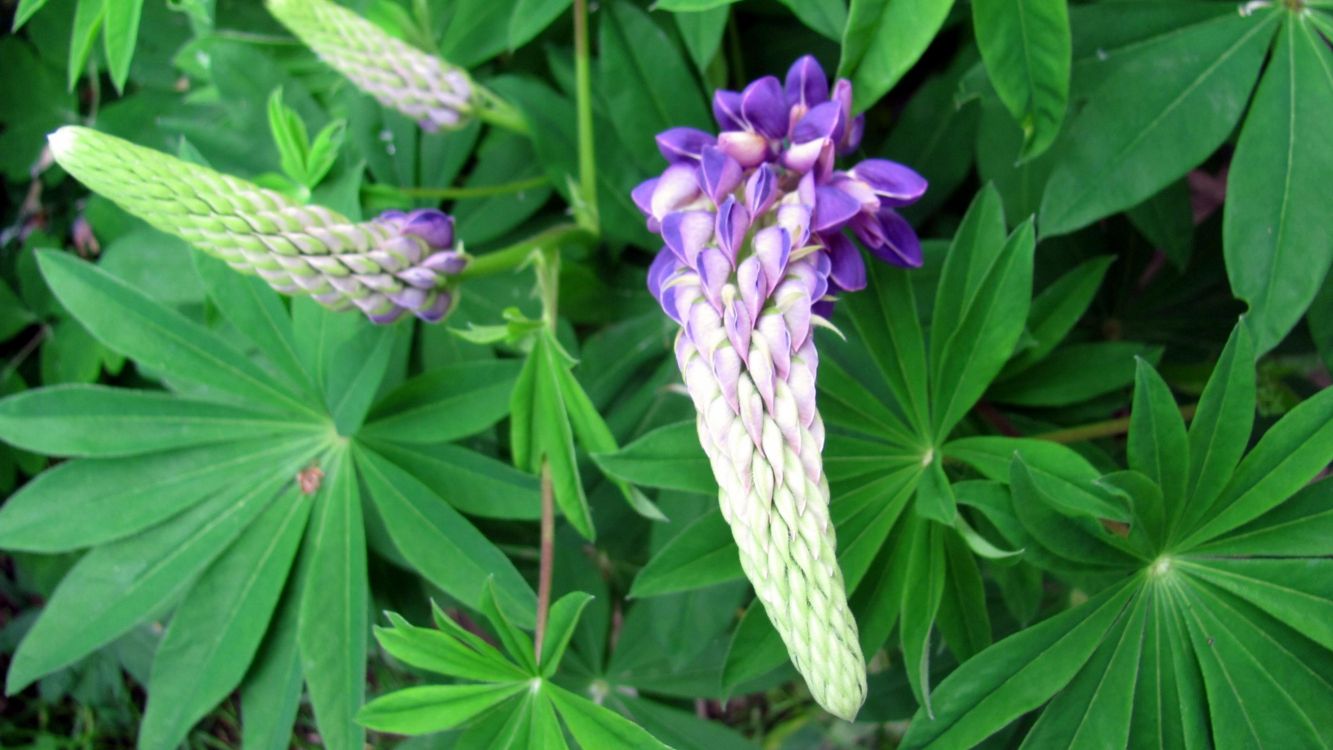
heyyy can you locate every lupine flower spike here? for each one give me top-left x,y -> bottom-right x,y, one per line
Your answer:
48,126 -> 465,324
633,56 -> 927,720
267,0 -> 473,132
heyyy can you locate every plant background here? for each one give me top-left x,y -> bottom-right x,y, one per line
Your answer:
1,0 -> 1331,748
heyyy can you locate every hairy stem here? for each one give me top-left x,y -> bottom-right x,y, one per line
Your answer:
1033,403 -> 1198,444
572,0 -> 599,233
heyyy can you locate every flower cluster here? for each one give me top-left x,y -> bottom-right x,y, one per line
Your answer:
49,126 -> 465,324
267,0 -> 473,132
632,56 -> 926,720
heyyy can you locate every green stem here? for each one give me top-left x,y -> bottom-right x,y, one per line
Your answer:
472,83 -> 532,136
366,174 -> 549,200
460,223 -> 591,280
1033,403 -> 1198,444
572,0 -> 599,234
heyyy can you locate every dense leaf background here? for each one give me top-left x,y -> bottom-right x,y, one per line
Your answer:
1,0 -> 1330,748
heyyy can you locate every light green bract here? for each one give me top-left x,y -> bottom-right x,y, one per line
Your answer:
267,0 -> 474,132
48,126 -> 466,323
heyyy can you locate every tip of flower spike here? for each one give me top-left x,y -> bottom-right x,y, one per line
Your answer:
47,126 -> 89,164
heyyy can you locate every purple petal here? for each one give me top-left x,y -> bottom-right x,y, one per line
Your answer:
632,177 -> 658,218
700,146 -> 743,204
840,114 -> 865,154
736,256 -> 766,322
824,232 -> 866,292
397,267 -> 439,289
715,197 -> 750,262
757,313 -> 791,380
698,247 -> 732,306
656,127 -> 715,163
647,246 -> 678,302
724,299 -> 752,364
745,164 -> 779,217
740,76 -> 787,139
851,159 -> 928,205
713,90 -> 745,131
717,130 -> 770,168
812,186 -> 862,232
783,136 -> 831,174
869,209 -> 923,268
791,101 -> 844,144
400,209 -> 455,248
752,226 -> 791,295
423,250 -> 467,275
785,55 -> 829,112
650,164 -> 701,220
775,203 -> 812,248
417,292 -> 451,322
811,298 -> 836,320
662,210 -> 715,267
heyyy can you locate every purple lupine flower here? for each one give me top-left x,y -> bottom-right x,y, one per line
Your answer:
632,56 -> 926,720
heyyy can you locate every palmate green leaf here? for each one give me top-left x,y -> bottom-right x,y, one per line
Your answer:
674,7 -> 728,74
358,683 -> 527,735
6,469 -> 292,693
239,552 -> 306,750
949,436 -> 1125,522
1226,14 -> 1333,355
1130,587 -> 1210,750
511,332 -> 595,539
900,516 -> 945,715
68,0 -> 106,90
631,509 -> 742,597
972,0 -> 1070,160
326,324 -> 401,436
0,438 -> 315,553
478,578 -> 539,675
840,257 -> 931,437
139,487 -> 311,750
1019,592 -> 1147,749
1178,322 -> 1255,535
899,580 -> 1137,749
989,342 -> 1160,408
916,458 -> 957,524
930,196 -> 1034,439
540,591 -> 595,677
936,528 -> 991,662
1177,582 -> 1333,748
840,0 -> 955,112
594,420 -> 715,495
1180,383 -> 1333,546
376,611 -> 528,683
818,352 -> 917,444
509,0 -> 572,50
36,250 -> 315,417
833,466 -> 918,588
1127,357 -> 1189,509
599,1 -> 709,171
193,254 -> 316,402
368,441 -> 540,520
1010,457 -> 1139,570
297,452 -> 368,750
547,683 -> 673,750
362,359 -> 520,444
102,0 -> 143,91
1040,10 -> 1280,236
0,385 -> 318,458
1180,557 -> 1333,652
355,446 -> 536,627
775,0 -> 846,41
1000,255 -> 1114,377
613,695 -> 758,750
11,0 -> 51,30
436,0 -> 520,68
1194,479 -> 1333,557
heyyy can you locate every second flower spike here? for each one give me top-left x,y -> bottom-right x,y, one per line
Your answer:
48,127 -> 466,324
267,0 -> 473,132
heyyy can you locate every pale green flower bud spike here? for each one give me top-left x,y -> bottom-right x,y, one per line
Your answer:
48,126 -> 466,324
266,0 -> 527,135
